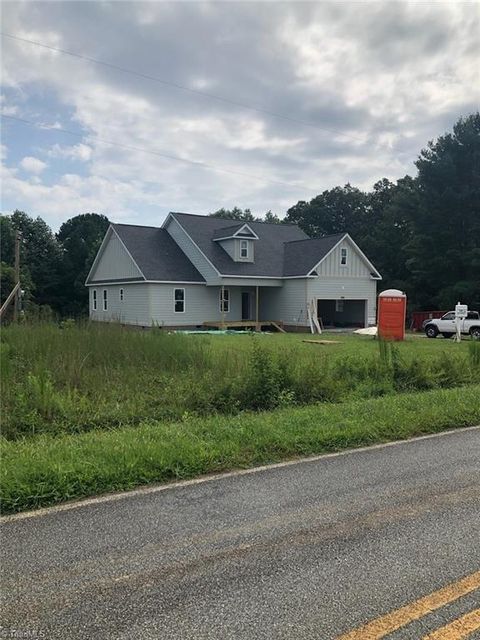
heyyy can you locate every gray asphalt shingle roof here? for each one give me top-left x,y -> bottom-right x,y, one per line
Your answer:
212,223 -> 247,239
283,233 -> 346,276
171,212 -> 310,277
170,213 -> 350,277
112,223 -> 205,282
95,215 -> 358,282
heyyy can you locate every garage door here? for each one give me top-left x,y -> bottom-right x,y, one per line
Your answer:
317,299 -> 366,328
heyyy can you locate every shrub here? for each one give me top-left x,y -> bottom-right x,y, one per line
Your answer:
242,339 -> 283,410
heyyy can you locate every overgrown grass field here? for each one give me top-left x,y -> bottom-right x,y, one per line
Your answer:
1,322 -> 479,440
1,322 -> 479,513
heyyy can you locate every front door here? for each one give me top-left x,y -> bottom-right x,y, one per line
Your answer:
241,292 -> 251,320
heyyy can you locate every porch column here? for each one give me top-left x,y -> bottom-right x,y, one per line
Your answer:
255,285 -> 259,331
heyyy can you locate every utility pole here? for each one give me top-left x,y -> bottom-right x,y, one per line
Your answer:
13,230 -> 20,322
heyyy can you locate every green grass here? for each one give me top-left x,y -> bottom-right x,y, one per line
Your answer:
2,384 -> 479,514
1,322 -> 479,439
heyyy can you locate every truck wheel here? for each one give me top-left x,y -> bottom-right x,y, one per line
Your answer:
425,325 -> 438,338
470,327 -> 480,340
442,333 -> 453,339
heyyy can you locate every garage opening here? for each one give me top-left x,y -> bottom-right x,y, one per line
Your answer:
317,299 -> 366,328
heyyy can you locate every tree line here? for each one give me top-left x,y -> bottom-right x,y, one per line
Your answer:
211,114 -> 480,311
1,113 -> 479,317
0,212 -> 110,317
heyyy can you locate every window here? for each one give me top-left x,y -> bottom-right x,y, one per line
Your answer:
92,289 -> 97,311
103,289 -> 108,311
219,288 -> 230,313
119,288 -> 124,302
335,300 -> 344,313
240,240 -> 249,259
174,288 -> 185,313
340,247 -> 348,266
442,312 -> 455,320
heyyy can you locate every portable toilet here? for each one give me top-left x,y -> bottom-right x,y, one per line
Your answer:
378,289 -> 407,341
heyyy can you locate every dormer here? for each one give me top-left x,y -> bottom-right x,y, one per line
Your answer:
213,223 -> 258,263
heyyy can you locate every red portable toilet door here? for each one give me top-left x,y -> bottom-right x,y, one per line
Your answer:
378,289 -> 407,341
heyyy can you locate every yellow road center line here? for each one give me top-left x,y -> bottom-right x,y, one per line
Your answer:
336,570 -> 480,639
421,608 -> 480,640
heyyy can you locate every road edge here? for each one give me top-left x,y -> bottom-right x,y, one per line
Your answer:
2,424 -> 479,524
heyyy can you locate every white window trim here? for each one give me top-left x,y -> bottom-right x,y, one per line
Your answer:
219,288 -> 230,313
240,239 -> 249,259
119,288 -> 124,302
174,287 -> 185,313
102,289 -> 108,311
92,289 -> 97,311
340,247 -> 348,267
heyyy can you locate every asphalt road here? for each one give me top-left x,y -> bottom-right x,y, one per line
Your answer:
1,427 -> 480,640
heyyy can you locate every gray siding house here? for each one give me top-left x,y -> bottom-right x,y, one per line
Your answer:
86,212 -> 381,330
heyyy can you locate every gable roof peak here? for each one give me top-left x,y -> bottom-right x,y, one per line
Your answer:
168,211 -> 308,277
213,222 -> 259,241
106,223 -> 204,282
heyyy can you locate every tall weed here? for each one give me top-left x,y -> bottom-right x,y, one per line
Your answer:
1,323 -> 479,440
468,340 -> 480,369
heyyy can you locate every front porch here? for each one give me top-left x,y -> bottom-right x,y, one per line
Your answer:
203,284 -> 286,332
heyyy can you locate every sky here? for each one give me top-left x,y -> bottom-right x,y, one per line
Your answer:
1,1 -> 479,230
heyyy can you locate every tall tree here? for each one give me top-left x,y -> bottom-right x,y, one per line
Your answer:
209,207 -> 257,221
360,177 -> 415,292
285,184 -> 368,238
263,210 -> 282,224
57,213 -> 110,314
0,216 -> 34,308
405,113 -> 480,309
209,207 -> 283,223
0,215 -> 16,266
5,210 -> 63,310
0,261 -> 16,307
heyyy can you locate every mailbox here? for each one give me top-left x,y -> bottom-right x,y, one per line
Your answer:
455,303 -> 468,320
378,289 -> 407,341
454,302 -> 468,342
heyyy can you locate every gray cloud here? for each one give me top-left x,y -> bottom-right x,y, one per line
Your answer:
1,1 -> 478,227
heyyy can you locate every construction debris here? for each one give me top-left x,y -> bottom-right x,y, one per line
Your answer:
353,326 -> 378,336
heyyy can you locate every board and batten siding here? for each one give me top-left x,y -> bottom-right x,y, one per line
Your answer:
89,230 -> 143,281
316,237 -> 372,278
259,276 -> 377,327
307,277 -> 378,326
165,217 -> 220,285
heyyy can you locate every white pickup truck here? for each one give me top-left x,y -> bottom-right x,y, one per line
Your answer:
423,311 -> 480,339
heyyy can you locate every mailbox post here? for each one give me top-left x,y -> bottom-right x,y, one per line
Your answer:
454,302 -> 468,343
